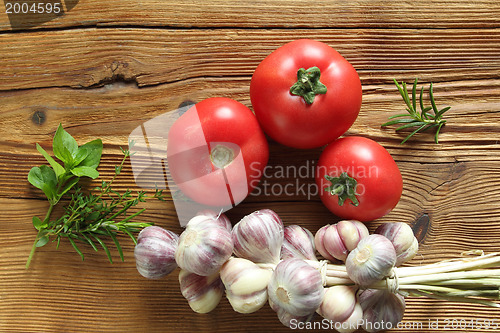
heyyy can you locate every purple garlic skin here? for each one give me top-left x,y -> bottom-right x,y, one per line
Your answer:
175,214 -> 233,276
359,289 -> 406,333
375,222 -> 418,266
317,220 -> 369,262
179,269 -> 224,313
196,209 -> 232,232
281,225 -> 317,261
232,209 -> 284,264
314,224 -> 336,261
134,226 -> 179,279
268,258 -> 324,317
269,298 -> 315,328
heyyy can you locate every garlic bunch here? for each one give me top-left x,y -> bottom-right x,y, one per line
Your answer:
346,234 -> 397,286
219,257 -> 273,313
358,289 -> 406,332
315,220 -> 369,262
318,285 -> 363,333
232,209 -> 284,264
175,213 -> 233,276
268,258 -> 324,317
179,269 -> 224,314
375,222 -> 418,266
281,225 -> 317,261
134,226 -> 179,279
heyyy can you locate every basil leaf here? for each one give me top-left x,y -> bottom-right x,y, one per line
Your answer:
36,143 -> 65,179
32,216 -> 43,230
53,124 -> 78,165
36,234 -> 50,248
58,177 -> 80,198
71,166 -> 99,179
28,165 -> 58,201
73,147 -> 89,167
78,139 -> 103,169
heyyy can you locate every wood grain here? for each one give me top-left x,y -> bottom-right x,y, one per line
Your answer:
2,1 -> 500,332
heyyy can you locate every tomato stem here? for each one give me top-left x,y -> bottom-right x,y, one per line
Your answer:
210,144 -> 235,169
290,66 -> 327,105
324,172 -> 359,206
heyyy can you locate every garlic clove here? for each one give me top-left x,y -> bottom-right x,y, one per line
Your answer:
268,258 -> 324,317
316,220 -> 369,262
175,214 -> 233,276
314,224 -> 337,261
269,298 -> 315,328
359,289 -> 406,333
232,209 -> 284,264
346,234 -> 397,287
226,289 -> 268,314
317,285 -> 357,323
134,226 -> 179,279
281,225 -> 317,261
219,257 -> 272,296
336,303 -> 363,333
375,222 -> 418,266
179,269 -> 223,314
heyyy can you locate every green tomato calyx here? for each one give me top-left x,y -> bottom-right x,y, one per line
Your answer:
324,172 -> 359,207
290,66 -> 327,105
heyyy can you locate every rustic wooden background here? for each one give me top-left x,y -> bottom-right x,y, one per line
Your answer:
1,1 -> 500,332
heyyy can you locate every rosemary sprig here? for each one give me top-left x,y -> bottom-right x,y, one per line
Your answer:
27,125 -> 168,268
382,78 -> 451,144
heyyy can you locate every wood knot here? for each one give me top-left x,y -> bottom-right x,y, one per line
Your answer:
32,109 -> 47,125
412,213 -> 430,244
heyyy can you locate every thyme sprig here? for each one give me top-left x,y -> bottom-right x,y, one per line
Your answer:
382,78 -> 451,144
27,125 -> 167,268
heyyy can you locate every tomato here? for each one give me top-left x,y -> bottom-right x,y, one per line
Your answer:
167,97 -> 269,208
250,39 -> 362,149
315,136 -> 403,222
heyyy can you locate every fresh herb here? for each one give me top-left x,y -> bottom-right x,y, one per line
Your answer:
27,125 -> 166,268
382,78 -> 451,144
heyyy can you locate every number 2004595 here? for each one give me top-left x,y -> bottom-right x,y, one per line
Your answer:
5,2 -> 62,14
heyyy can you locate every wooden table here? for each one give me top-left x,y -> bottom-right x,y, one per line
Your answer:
1,1 -> 500,332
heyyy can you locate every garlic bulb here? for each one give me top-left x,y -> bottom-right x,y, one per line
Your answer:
358,289 -> 406,333
281,225 -> 317,261
317,285 -> 357,323
134,226 -> 179,279
346,234 -> 397,286
219,257 -> 272,313
232,209 -> 284,264
268,258 -> 324,317
318,220 -> 369,261
175,214 -> 233,276
179,269 -> 224,313
375,222 -> 418,266
269,298 -> 315,328
336,303 -> 363,333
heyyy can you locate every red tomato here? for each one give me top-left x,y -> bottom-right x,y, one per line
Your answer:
167,97 -> 269,207
315,136 -> 403,222
250,39 -> 362,149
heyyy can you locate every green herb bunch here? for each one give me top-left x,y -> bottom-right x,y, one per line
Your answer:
27,125 -> 165,268
382,78 -> 451,144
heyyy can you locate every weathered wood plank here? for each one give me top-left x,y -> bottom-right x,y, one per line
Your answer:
1,0 -> 500,31
1,28 -> 500,90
